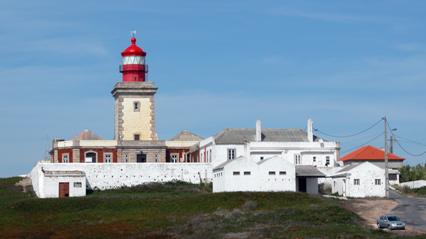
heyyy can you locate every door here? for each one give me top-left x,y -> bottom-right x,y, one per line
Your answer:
298,177 -> 307,192
59,182 -> 69,198
137,152 -> 147,163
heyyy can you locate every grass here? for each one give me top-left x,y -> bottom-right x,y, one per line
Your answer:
0,177 -> 424,239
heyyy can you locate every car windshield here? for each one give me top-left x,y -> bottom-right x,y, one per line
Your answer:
387,216 -> 400,221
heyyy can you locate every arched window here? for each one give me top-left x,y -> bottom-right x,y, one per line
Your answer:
85,151 -> 97,163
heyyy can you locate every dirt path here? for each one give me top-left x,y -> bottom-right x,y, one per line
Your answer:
343,198 -> 425,236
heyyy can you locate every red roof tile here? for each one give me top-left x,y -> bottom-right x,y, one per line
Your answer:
340,145 -> 405,162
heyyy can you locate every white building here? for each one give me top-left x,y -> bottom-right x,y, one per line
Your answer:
194,119 -> 340,168
30,167 -> 87,198
331,162 -> 386,198
212,155 -> 325,193
213,155 -> 296,192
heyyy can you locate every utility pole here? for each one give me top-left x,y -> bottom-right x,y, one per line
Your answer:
383,116 -> 389,198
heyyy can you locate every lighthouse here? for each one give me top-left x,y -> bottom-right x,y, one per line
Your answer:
112,35 -> 158,142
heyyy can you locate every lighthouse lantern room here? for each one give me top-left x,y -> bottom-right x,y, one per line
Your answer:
120,37 -> 147,82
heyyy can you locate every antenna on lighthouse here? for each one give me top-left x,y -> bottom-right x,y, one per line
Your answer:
130,30 -> 137,38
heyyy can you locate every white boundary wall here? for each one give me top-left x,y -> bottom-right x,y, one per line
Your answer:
31,162 -> 212,196
400,180 -> 426,189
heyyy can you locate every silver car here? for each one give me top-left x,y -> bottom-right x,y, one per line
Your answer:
377,215 -> 406,230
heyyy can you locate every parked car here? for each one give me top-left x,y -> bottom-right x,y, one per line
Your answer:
377,215 -> 406,230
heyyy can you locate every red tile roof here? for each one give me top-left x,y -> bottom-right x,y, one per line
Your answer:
340,145 -> 405,162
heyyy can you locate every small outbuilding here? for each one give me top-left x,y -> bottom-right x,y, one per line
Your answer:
212,156 -> 296,192
331,162 -> 385,198
31,166 -> 86,198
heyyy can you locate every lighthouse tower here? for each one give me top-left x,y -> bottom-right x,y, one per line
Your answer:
112,36 -> 158,141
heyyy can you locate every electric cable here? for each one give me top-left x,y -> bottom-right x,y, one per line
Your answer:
341,132 -> 384,155
315,118 -> 383,138
386,120 -> 426,157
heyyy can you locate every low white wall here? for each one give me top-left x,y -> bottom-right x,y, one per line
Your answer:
32,162 -> 212,191
400,180 -> 426,189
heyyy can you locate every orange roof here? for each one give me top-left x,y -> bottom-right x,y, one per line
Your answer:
340,145 -> 405,162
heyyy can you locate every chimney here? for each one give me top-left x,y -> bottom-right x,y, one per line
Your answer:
307,118 -> 314,142
256,120 -> 262,142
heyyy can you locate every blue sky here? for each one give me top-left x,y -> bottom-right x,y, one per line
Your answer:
1,0 -> 426,177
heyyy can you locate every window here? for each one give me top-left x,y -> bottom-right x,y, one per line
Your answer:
227,148 -> 236,160
170,154 -> 178,163
124,154 -> 128,163
389,173 -> 397,181
133,101 -> 140,112
279,171 -> 286,175
155,154 -> 159,162
209,149 -> 212,162
134,134 -> 140,140
62,154 -> 69,163
73,182 -> 82,188
325,156 -> 330,166
104,153 -> 112,163
375,179 -> 381,185
354,179 -> 360,185
313,156 -> 316,162
244,171 -> 251,175
294,154 -> 301,164
233,171 -> 240,176
269,171 -> 276,175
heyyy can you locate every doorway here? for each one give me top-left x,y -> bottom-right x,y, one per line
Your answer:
137,152 -> 147,163
85,152 -> 97,163
298,177 -> 307,193
59,182 -> 69,198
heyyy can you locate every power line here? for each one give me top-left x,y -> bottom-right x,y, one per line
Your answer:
386,120 -> 426,157
315,118 -> 383,138
394,139 -> 426,157
341,132 -> 384,155
394,135 -> 426,148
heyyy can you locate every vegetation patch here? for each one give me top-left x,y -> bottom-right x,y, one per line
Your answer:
0,177 -> 424,238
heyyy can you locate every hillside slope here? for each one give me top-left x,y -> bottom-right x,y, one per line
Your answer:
0,177 -> 422,239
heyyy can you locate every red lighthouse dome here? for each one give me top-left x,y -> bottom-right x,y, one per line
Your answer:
120,36 -> 147,82
121,37 -> 146,57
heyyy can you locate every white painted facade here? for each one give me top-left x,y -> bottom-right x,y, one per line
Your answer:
31,166 -> 86,198
331,162 -> 386,198
213,156 -> 296,192
199,139 -> 339,169
31,162 -> 212,198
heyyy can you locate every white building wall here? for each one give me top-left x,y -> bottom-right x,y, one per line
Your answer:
332,162 -> 385,198
221,158 -> 259,192
30,164 -> 42,198
212,156 -> 296,193
332,177 -> 346,196
212,144 -> 246,167
258,157 -> 296,192
31,162 -> 212,196
42,176 -> 86,198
